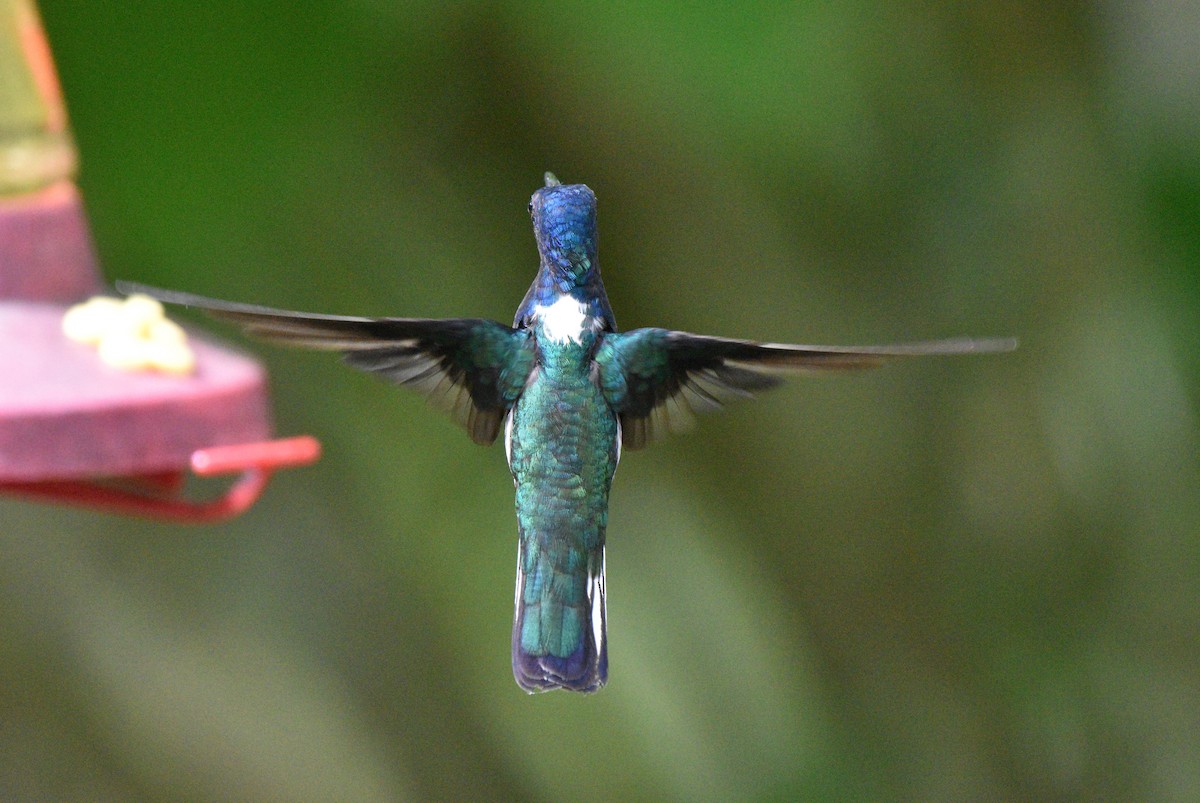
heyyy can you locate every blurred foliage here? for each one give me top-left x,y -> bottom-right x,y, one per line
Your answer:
2,1 -> 1197,800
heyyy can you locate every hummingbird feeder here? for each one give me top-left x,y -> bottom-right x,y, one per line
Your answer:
0,1 -> 319,522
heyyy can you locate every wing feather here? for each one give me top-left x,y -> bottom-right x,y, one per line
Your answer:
596,328 -> 1016,448
117,282 -> 535,445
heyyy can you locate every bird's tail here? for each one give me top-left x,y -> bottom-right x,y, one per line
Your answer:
511,531 -> 607,693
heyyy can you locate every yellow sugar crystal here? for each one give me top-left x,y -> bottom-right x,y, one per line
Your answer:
146,339 -> 196,375
65,294 -> 197,375
108,294 -> 165,337
147,317 -> 187,344
122,293 -> 165,322
97,333 -> 152,371
62,296 -> 124,344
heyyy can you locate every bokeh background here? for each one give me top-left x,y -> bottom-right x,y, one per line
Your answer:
3,1 -> 1197,799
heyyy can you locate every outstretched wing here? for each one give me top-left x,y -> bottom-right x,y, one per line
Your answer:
116,282 -> 535,445
595,328 -> 1017,448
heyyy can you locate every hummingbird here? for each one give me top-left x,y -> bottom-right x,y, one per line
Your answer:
118,172 -> 1015,694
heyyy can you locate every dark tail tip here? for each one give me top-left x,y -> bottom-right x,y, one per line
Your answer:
513,641 -> 607,693
512,595 -> 608,693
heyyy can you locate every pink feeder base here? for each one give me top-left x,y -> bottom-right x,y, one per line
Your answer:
0,302 -> 272,481
0,301 -> 322,523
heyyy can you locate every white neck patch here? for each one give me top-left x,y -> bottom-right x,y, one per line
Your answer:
534,296 -> 590,344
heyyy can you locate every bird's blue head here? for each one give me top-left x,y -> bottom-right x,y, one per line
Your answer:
530,173 -> 598,289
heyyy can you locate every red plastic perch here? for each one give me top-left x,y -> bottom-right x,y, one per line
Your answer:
2,436 -> 321,523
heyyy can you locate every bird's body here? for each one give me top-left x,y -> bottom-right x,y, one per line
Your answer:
507,178 -> 618,691
119,172 -> 1015,694
507,305 -> 616,691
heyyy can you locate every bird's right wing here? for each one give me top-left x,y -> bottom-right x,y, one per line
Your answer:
595,328 -> 1016,448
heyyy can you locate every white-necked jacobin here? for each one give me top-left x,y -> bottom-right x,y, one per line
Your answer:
118,172 -> 1015,694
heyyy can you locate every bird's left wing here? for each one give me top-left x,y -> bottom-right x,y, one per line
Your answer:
595,328 -> 1016,448
116,282 -> 535,446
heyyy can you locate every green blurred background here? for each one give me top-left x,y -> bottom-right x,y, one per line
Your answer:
3,1 -> 1198,800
